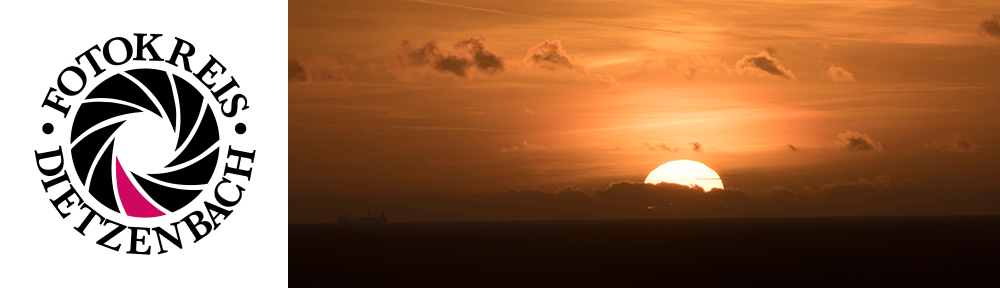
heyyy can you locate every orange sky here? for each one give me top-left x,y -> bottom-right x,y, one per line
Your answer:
290,0 -> 1000,222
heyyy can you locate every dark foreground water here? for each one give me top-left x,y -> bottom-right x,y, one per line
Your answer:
290,216 -> 1000,287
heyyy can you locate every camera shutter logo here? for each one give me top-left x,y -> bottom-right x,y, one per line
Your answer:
35,34 -> 256,255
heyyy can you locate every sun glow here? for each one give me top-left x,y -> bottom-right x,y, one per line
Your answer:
644,160 -> 724,192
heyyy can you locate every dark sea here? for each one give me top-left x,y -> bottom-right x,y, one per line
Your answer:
290,216 -> 1000,287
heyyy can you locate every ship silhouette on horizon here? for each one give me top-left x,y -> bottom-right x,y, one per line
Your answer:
337,211 -> 388,224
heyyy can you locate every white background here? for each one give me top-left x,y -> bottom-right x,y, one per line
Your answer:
0,1 -> 288,286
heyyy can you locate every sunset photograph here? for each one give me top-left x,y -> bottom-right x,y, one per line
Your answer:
289,0 -> 1000,285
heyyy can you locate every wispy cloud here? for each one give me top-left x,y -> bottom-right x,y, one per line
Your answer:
826,65 -> 855,83
403,0 -> 683,35
925,134 -> 977,153
501,141 -> 550,152
643,142 -> 679,152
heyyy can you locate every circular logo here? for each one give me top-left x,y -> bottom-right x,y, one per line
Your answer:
34,34 -> 255,255
70,69 -> 221,217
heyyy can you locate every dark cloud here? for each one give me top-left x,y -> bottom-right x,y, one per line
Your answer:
289,59 -> 307,82
835,131 -> 883,152
787,144 -> 800,152
288,55 -> 351,83
459,183 -> 749,220
390,37 -> 504,78
821,175 -> 920,195
474,186 -> 592,211
524,40 -> 581,70
750,176 -> 973,216
456,37 -> 504,73
925,134 -> 977,153
658,51 -> 797,82
435,55 -> 472,76
594,181 -> 740,207
521,40 -> 619,86
397,40 -> 441,66
816,176 -> 935,208
292,175 -> 1000,223
978,14 -> 1000,38
736,50 -> 796,81
500,176 -> 952,217
757,186 -> 804,200
643,142 -> 679,152
691,142 -> 703,152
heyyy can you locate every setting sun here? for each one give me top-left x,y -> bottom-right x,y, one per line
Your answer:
644,160 -> 724,192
